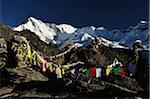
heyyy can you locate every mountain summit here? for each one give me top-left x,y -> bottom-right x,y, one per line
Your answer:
14,17 -> 77,44
13,17 -> 149,49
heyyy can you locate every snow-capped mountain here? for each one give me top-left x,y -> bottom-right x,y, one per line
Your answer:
13,17 -> 77,44
13,17 -> 149,49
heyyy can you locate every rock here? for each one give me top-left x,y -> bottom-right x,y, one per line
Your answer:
6,67 -> 48,84
0,38 -> 7,69
0,87 -> 13,95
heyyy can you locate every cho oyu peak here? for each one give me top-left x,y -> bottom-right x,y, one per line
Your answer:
13,17 -> 149,49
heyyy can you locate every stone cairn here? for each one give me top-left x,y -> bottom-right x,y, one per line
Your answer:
11,35 -> 30,68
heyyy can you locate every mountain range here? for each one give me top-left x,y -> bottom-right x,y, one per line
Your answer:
13,17 -> 149,49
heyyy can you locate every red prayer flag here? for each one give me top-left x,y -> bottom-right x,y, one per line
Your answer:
89,67 -> 96,77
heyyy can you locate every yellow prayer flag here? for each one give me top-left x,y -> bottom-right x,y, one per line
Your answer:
17,47 -> 21,54
106,67 -> 113,76
28,49 -> 32,59
30,51 -> 36,64
62,68 -> 65,75
53,67 -> 55,71
50,66 -> 53,72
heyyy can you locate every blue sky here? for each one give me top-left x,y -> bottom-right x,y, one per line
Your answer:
0,0 -> 149,30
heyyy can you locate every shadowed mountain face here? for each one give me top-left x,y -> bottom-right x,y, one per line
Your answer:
64,45 -> 133,66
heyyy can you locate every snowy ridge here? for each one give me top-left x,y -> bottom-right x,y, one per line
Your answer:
56,24 -> 77,33
13,17 -> 149,49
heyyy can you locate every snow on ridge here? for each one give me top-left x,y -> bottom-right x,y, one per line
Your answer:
56,24 -> 77,34
13,24 -> 24,31
81,33 -> 95,41
97,27 -> 105,30
140,20 -> 147,24
90,26 -> 96,30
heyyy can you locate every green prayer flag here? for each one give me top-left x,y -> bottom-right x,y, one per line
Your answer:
113,67 -> 120,75
64,69 -> 68,77
85,69 -> 90,78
